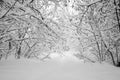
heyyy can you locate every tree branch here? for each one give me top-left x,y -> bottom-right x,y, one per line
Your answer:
0,0 -> 18,19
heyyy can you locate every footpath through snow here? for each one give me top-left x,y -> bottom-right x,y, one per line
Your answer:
0,57 -> 120,80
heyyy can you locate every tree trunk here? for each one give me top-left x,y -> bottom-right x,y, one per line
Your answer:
17,46 -> 21,59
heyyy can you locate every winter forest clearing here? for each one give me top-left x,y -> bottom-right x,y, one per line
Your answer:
0,0 -> 120,80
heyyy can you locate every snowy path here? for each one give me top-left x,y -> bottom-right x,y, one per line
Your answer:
0,58 -> 120,80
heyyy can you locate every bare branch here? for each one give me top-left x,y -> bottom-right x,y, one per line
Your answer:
0,0 -> 18,19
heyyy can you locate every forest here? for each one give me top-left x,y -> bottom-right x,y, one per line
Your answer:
0,0 -> 120,67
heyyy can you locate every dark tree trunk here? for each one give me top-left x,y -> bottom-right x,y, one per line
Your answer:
9,42 -> 12,50
17,47 -> 21,59
116,61 -> 120,67
114,0 -> 120,32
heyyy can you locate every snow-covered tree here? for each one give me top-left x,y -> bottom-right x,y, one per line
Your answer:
0,0 -> 120,67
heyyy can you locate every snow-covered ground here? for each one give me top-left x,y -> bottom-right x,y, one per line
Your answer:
0,56 -> 120,80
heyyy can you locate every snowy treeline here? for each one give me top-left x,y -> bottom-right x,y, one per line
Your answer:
0,0 -> 120,67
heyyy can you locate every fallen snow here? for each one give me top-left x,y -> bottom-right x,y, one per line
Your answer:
0,57 -> 120,80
